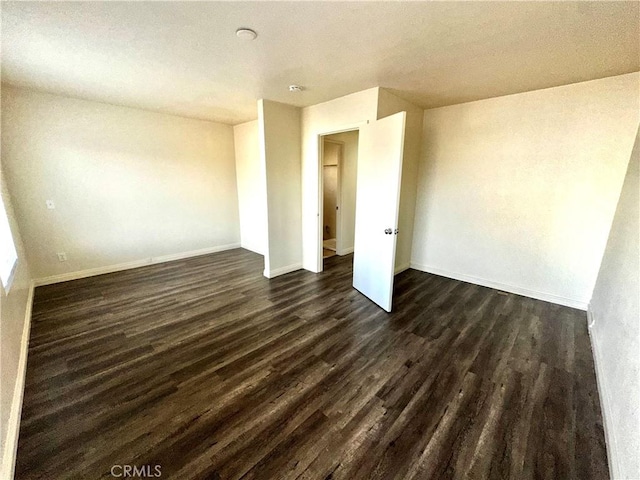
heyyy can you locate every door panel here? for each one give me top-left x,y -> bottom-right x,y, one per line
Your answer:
352,112 -> 406,312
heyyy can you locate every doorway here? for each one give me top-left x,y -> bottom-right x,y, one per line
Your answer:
315,113 -> 406,311
320,131 -> 359,268
322,139 -> 340,260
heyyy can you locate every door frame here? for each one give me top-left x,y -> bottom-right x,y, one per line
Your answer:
316,122 -> 366,273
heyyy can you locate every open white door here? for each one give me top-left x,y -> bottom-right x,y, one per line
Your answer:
352,111 -> 406,312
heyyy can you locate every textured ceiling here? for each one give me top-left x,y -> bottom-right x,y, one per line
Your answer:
2,1 -> 638,125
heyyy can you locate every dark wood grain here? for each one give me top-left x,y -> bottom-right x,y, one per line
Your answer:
15,249 -> 608,479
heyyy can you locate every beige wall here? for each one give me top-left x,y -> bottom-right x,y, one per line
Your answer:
324,131 -> 359,254
322,141 -> 338,241
1,86 -> 240,281
589,128 -> 639,480
301,88 -> 379,272
411,73 -> 639,308
234,120 -> 267,255
259,100 -> 303,277
322,165 -> 337,240
0,174 -> 32,480
376,88 -> 424,273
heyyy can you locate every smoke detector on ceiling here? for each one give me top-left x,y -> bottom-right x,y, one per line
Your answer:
235,28 -> 257,40
289,85 -> 304,92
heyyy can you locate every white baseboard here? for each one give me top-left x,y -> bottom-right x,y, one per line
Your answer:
394,262 -> 410,275
337,247 -> 354,256
264,263 -> 303,279
1,281 -> 34,480
409,262 -> 588,310
587,308 -> 617,479
33,243 -> 241,286
587,307 -> 595,329
151,244 -> 241,263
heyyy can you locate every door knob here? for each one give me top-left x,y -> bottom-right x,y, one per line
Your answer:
384,228 -> 392,234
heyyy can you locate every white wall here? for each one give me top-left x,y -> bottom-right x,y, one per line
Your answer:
324,131 -> 359,255
1,86 -> 241,281
411,73 -> 639,309
377,89 -> 424,273
259,100 -> 303,277
233,120 -> 267,255
589,128 -> 639,480
0,174 -> 33,480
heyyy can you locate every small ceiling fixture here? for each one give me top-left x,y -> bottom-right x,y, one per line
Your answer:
289,85 -> 304,92
235,28 -> 257,40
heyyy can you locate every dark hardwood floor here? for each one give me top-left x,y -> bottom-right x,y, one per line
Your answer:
16,249 -> 608,479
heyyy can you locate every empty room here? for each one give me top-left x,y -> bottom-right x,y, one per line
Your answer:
1,2 -> 638,479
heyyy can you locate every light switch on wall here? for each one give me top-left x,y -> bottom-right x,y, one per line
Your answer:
46,200 -> 55,209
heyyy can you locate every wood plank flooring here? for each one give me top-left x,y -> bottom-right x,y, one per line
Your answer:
15,249 -> 608,479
